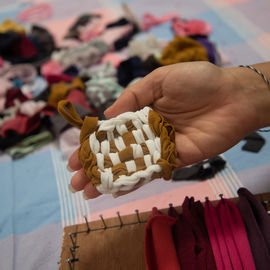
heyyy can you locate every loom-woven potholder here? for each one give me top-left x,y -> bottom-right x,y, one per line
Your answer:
58,100 -> 177,195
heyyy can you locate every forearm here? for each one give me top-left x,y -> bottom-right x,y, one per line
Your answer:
225,62 -> 270,130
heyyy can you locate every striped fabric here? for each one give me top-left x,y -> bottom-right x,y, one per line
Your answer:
17,3 -> 52,24
1,1 -> 270,269
51,148 -> 91,227
49,147 -> 244,226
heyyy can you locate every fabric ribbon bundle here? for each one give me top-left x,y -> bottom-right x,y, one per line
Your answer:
145,187 -> 270,270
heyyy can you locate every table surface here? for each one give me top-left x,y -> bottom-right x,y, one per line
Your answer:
1,0 -> 270,269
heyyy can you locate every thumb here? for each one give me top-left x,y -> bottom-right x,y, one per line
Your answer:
104,67 -> 169,119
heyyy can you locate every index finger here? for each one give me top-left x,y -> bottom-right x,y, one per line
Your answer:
104,66 -> 170,119
68,148 -> 82,171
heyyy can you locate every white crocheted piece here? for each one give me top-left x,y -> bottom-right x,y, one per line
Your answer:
88,107 -> 162,194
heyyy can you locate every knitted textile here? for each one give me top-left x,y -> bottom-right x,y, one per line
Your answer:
58,100 -> 177,194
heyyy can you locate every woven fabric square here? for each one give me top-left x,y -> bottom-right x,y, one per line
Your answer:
58,100 -> 177,195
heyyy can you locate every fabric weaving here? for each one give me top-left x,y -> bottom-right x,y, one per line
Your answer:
58,100 -> 177,194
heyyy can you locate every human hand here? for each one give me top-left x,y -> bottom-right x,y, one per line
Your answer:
68,61 -> 270,198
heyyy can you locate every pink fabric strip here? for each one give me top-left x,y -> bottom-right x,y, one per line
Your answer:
224,199 -> 256,270
172,19 -> 212,37
204,200 -> 232,270
142,12 -> 180,30
41,60 -> 63,77
17,3 -> 52,23
217,201 -> 243,269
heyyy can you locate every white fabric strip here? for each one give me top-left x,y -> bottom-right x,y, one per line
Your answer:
107,131 -> 114,141
132,119 -> 143,129
125,160 -> 137,173
145,140 -> 155,155
89,133 -> 100,154
97,107 -> 151,132
144,154 -> 152,167
154,137 -> 161,153
109,152 -> 121,166
131,144 -> 144,159
101,140 -> 110,155
114,136 -> 126,151
96,163 -> 162,194
134,107 -> 150,124
116,124 -> 128,135
153,151 -> 161,163
96,153 -> 104,170
132,129 -> 145,144
142,124 -> 155,140
100,168 -> 114,190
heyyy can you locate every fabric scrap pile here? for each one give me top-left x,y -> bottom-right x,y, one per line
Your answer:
0,9 -> 220,159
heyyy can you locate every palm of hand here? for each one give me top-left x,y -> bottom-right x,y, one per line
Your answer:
151,62 -> 257,166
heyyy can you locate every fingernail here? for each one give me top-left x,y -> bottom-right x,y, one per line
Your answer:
82,191 -> 90,200
67,164 -> 74,172
104,106 -> 111,114
104,107 -> 112,119
68,184 -> 77,193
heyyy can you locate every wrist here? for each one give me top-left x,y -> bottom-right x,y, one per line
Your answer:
224,65 -> 270,130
